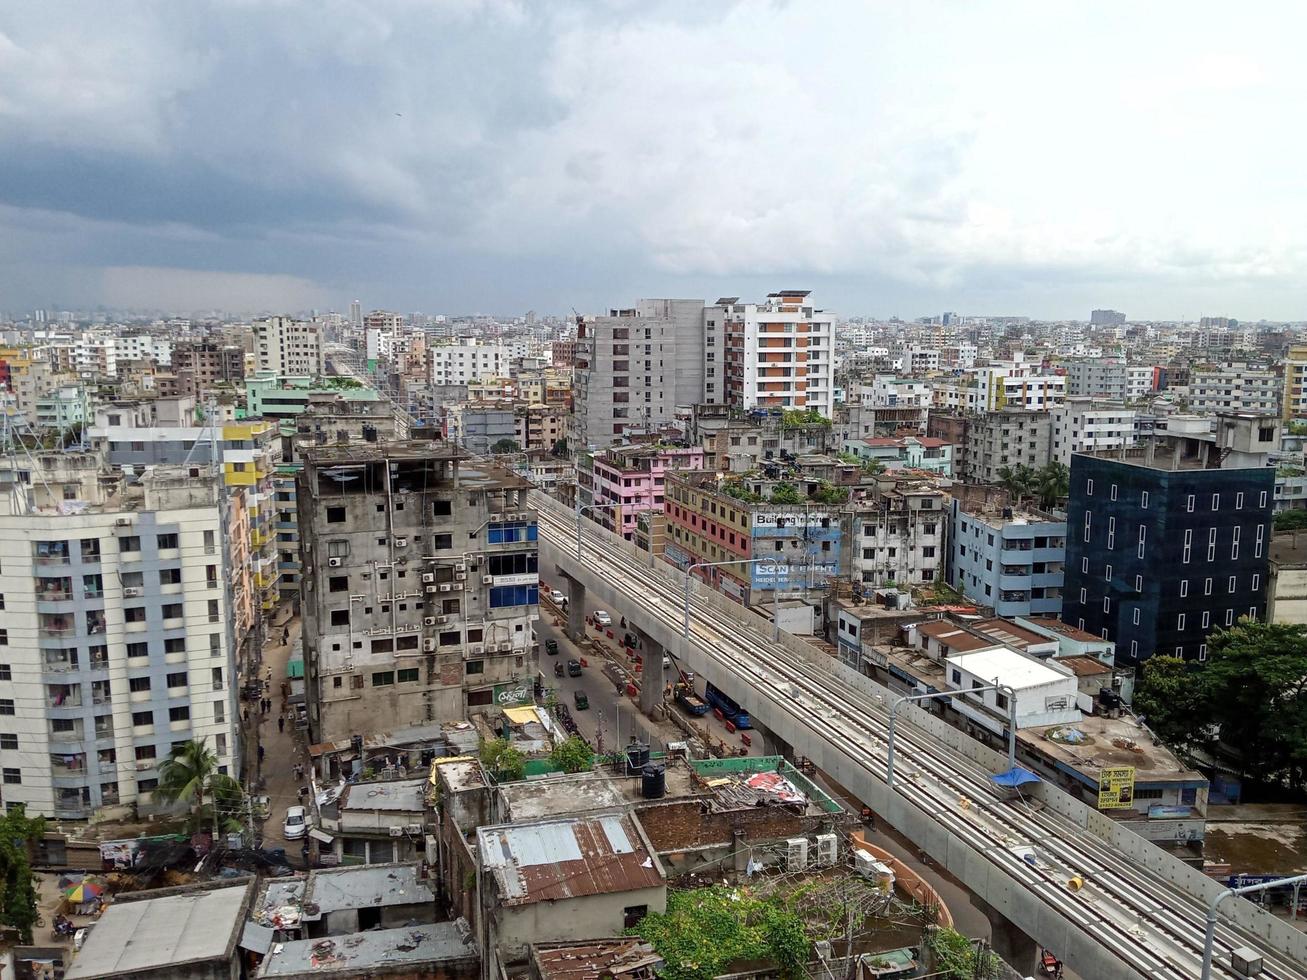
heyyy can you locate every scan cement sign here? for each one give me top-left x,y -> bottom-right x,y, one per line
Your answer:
1098,766 -> 1136,809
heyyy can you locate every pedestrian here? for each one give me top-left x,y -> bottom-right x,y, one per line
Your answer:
278,715 -> 285,734
257,744 -> 265,764
297,785 -> 307,802
283,628 -> 289,645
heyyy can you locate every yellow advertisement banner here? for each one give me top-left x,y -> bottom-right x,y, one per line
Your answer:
1098,766 -> 1136,809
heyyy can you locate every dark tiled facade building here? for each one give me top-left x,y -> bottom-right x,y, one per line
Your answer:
1061,453 -> 1273,667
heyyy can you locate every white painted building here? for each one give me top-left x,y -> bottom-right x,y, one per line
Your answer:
426,342 -> 508,386
254,315 -> 326,377
116,335 -> 173,367
1050,398 -> 1137,467
944,647 -> 1081,734
1188,363 -> 1282,415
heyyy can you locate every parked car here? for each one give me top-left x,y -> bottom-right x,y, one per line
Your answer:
545,638 -> 560,656
567,659 -> 583,677
594,610 -> 612,627
283,805 -> 308,840
573,690 -> 590,710
549,589 -> 566,606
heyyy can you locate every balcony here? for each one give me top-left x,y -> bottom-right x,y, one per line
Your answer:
43,652 -> 80,674
48,686 -> 82,709
39,616 -> 75,638
50,753 -> 87,778
100,787 -> 120,806
50,722 -> 84,743
94,719 -> 115,740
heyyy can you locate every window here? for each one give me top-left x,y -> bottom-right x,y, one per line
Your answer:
1103,597 -> 1111,613
137,778 -> 158,791
1231,525 -> 1240,560
1183,528 -> 1192,564
51,718 -> 75,733
1135,574 -> 1142,592
1198,644 -> 1208,662
119,535 -> 140,553
1141,490 -> 1149,509
326,506 -> 346,523
1105,564 -> 1113,581
168,706 -> 190,722
330,609 -> 350,627
1083,512 -> 1091,542
1110,484 -> 1118,501
129,677 -> 151,693
132,710 -> 152,726
1081,557 -> 1089,573
162,603 -> 183,619
1079,588 -> 1087,603
1253,573 -> 1261,590
3,769 -> 19,785
432,499 -> 452,517
127,642 -> 148,659
489,585 -> 539,608
371,671 -> 394,687
125,606 -> 146,623
1186,494 -> 1195,512
1236,492 -> 1244,509
1225,609 -> 1235,626
0,734 -> 15,751
156,533 -> 178,550
329,576 -> 348,593
0,665 -> 9,682
465,661 -> 484,675
166,671 -> 187,688
1132,608 -> 1140,625
135,745 -> 156,761
1204,577 -> 1213,595
1228,575 -> 1237,593
213,701 -> 225,724
1086,478 -> 1094,496
328,540 -> 350,559
1137,525 -> 1146,559
1176,612 -> 1186,630
211,667 -> 223,690
1260,491 -> 1268,508
1211,493 -> 1220,511
398,668 -> 420,683
624,905 -> 650,929
1202,610 -> 1210,628
165,637 -> 185,653
1180,580 -> 1188,598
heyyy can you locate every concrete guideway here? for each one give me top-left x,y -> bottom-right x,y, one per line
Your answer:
537,492 -> 1307,980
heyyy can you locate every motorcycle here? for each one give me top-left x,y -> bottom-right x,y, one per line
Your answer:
52,914 -> 76,939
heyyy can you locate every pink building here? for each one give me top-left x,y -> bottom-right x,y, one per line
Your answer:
591,445 -> 706,540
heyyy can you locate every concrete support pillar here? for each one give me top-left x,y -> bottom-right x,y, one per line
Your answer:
980,901 -> 1038,976
635,628 -> 663,717
563,575 -> 587,642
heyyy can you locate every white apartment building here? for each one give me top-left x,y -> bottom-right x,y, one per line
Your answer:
0,455 -> 239,819
73,335 -> 117,381
850,485 -> 946,587
426,342 -> 508,387
117,335 -> 173,367
859,376 -> 932,409
254,315 -> 326,377
1050,398 -> 1137,467
969,356 -> 1066,411
704,290 -> 836,417
1126,365 -> 1154,402
1189,363 -> 1282,416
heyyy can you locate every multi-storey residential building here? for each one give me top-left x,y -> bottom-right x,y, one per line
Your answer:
843,436 -> 953,476
664,470 -> 842,599
425,342 -> 508,387
1050,398 -> 1136,467
849,483 -> 947,587
73,335 -> 117,381
245,374 -> 384,420
515,404 -> 568,453
572,299 -> 706,452
116,335 -> 173,368
1065,360 -> 1128,399
0,455 -> 239,819
297,442 -> 537,742
1090,309 -> 1126,326
1283,345 -> 1307,421
704,291 -> 835,417
254,316 -> 325,377
1126,365 -> 1155,402
1188,362 -> 1281,415
690,404 -> 837,473
34,384 -> 87,432
948,490 -> 1066,617
589,445 -> 706,540
961,410 -> 1052,484
171,341 -> 245,399
551,340 -> 576,369
1061,447 -> 1274,667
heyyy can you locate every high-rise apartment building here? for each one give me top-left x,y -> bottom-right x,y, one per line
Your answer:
297,442 -> 537,742
1090,309 -> 1126,326
1283,346 -> 1307,421
171,341 -> 245,399
960,409 -> 1052,484
1061,448 -> 1273,667
425,343 -> 508,387
254,316 -> 325,377
571,299 -> 705,452
350,300 -> 362,330
0,455 -> 239,819
1188,363 -> 1281,416
1050,398 -> 1136,467
703,291 -> 834,417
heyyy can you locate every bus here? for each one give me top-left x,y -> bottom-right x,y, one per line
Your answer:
703,681 -> 751,729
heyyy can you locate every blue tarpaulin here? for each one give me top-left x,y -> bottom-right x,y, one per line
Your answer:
991,766 -> 1042,788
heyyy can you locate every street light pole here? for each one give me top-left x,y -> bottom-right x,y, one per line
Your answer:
1201,873 -> 1307,979
887,683 -> 1014,791
683,557 -> 781,642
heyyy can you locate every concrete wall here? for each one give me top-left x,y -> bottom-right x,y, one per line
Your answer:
537,492 -> 1307,976
495,886 -> 667,965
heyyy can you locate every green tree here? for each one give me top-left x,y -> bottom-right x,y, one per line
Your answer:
0,805 -> 45,943
1035,461 -> 1070,509
1132,656 -> 1208,752
1275,509 -> 1307,532
1200,621 -> 1307,785
480,737 -> 526,782
157,739 -> 244,835
923,926 -> 1002,979
996,463 -> 1037,500
769,482 -> 803,505
490,438 -> 521,454
551,438 -> 568,457
550,735 -> 594,774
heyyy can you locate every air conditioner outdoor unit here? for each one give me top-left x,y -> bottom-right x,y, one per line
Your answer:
455,564 -> 467,573
423,617 -> 437,626
114,518 -> 131,528
388,826 -> 404,837
482,575 -> 494,585
123,587 -> 141,597
328,558 -> 342,567
455,572 -> 467,581
470,645 -> 483,656
405,823 -> 423,835
394,537 -> 408,548
785,838 -> 809,871
815,833 -> 838,867
435,615 -> 449,625
422,639 -> 436,652
439,584 -> 452,593
422,573 -> 435,584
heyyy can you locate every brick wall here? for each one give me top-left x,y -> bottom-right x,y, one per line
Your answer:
637,799 -> 822,852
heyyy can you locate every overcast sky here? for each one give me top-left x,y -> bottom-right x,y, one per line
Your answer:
2,1 -> 1305,320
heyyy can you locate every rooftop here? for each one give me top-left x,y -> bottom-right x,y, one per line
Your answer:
946,648 -> 1072,690
915,620 -> 997,653
966,618 -> 1057,652
1271,530 -> 1307,567
1058,655 -> 1113,678
303,863 -> 435,916
1022,616 -> 1106,644
257,922 -> 476,978
1022,711 -> 1204,782
66,880 -> 252,979
340,778 -> 427,813
435,757 -> 486,794
477,814 -> 664,906
533,939 -> 664,980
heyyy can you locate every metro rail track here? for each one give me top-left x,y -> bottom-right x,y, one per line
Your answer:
537,500 -> 1307,980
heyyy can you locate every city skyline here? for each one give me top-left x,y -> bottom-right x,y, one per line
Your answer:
3,2 -> 1307,318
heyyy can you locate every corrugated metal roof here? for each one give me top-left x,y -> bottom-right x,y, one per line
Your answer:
479,815 -> 662,906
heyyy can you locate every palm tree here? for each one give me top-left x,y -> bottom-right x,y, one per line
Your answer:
157,739 -> 244,836
996,464 -> 1036,501
1036,461 -> 1070,510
